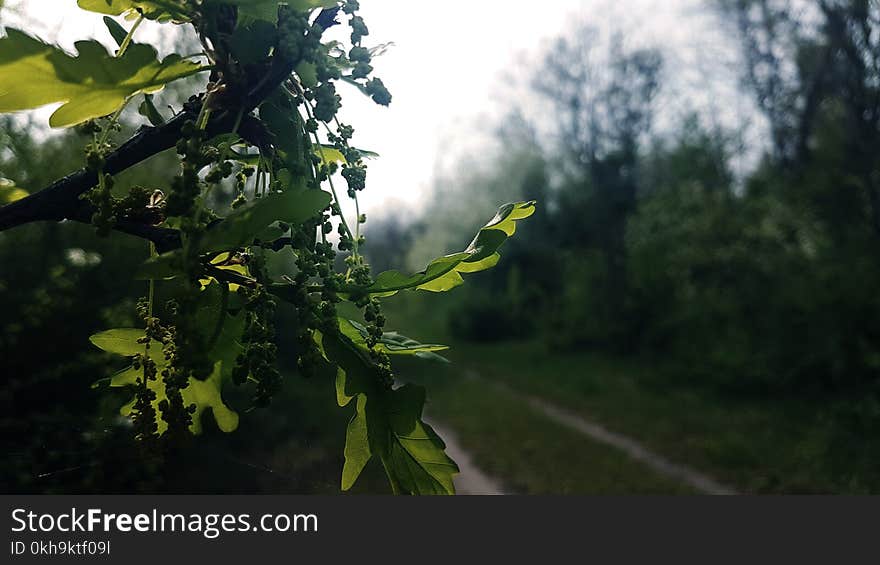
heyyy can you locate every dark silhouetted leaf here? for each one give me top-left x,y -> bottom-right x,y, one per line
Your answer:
199,189 -> 331,253
0,178 -> 28,205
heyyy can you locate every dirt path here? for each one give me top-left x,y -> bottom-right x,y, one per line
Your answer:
469,372 -> 738,495
426,417 -> 507,495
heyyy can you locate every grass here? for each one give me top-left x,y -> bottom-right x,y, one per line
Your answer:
434,342 -> 835,493
409,367 -> 695,494
381,295 -> 879,494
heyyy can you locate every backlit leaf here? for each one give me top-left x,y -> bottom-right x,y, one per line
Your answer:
342,394 -> 371,490
90,283 -> 244,434
0,29 -> 206,127
364,201 -> 537,295
199,252 -> 250,291
315,146 -> 346,165
322,332 -> 459,494
111,359 -> 240,434
0,178 -> 28,205
349,384 -> 458,495
379,384 -> 459,495
313,144 -> 379,165
77,0 -> 192,22
89,328 -> 146,356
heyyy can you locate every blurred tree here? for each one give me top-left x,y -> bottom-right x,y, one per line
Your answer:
641,114 -> 735,197
719,0 -> 880,236
361,214 -> 412,274
368,5 -> 880,491
717,0 -> 831,166
816,0 -> 880,235
534,28 -> 662,347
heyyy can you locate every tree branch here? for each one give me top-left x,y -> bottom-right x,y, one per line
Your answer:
0,109 -> 274,231
65,201 -> 183,253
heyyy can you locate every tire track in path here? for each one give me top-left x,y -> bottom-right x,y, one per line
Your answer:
425,417 -> 507,495
468,371 -> 738,495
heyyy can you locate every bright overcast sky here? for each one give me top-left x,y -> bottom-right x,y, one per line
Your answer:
2,0 -> 749,219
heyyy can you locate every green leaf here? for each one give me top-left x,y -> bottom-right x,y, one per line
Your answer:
295,62 -> 318,88
363,201 -> 537,295
135,249 -> 183,280
342,387 -> 459,495
228,18 -> 278,66
322,332 -> 459,494
333,364 -> 352,407
261,94 -> 309,173
199,189 -> 331,254
340,76 -> 371,98
90,283 -> 244,435
103,16 -> 129,47
379,384 -> 459,495
112,359 -> 239,434
314,146 -> 347,166
0,178 -> 28,205
342,394 -> 371,490
323,331 -> 377,406
89,328 -> 146,356
380,332 -> 451,363
0,29 -> 206,127
344,384 -> 458,495
339,318 -> 450,362
289,0 -> 339,9
138,93 -> 165,125
77,0 -> 192,22
199,252 -> 252,292
193,281 -> 248,376
313,144 -> 379,166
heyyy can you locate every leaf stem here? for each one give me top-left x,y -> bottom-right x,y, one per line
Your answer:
207,281 -> 230,350
97,103 -> 128,148
300,102 -> 357,258
196,102 -> 213,131
328,117 -> 363,245
148,242 -> 156,318
230,108 -> 244,136
117,14 -> 145,59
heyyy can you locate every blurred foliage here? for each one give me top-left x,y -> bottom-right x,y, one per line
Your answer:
366,4 -> 880,491
394,7 -> 880,391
